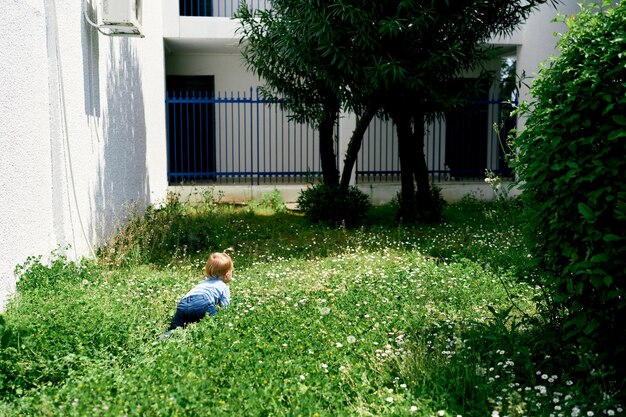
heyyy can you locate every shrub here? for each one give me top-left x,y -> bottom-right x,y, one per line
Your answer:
296,184 -> 372,227
98,192 -> 220,267
392,184 -> 447,223
14,251 -> 90,293
3,257 -> 115,399
511,1 -> 626,369
418,184 -> 447,222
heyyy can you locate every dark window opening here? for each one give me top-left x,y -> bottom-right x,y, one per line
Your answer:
445,80 -> 490,179
166,75 -> 216,184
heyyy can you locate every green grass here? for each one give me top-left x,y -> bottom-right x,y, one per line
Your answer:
0,196 -> 623,416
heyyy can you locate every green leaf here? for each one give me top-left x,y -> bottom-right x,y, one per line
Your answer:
608,129 -> 626,141
583,319 -> 600,335
603,234 -> 621,242
568,311 -> 587,330
612,115 -> 626,126
590,253 -> 609,263
578,203 -> 595,221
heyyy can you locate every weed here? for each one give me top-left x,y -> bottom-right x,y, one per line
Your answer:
248,189 -> 287,215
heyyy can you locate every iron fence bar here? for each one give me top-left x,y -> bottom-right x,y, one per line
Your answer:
255,87 -> 260,185
299,121 -> 303,182
488,98 -> 496,176
230,91 -> 235,184
378,118 -> 383,182
247,88 -> 251,184
192,91 -> 197,176
287,116 -> 292,183
217,91 -> 222,183
185,92 -> 190,180
256,90 -> 268,183
427,122 -> 433,183
237,91 -> 243,182
166,92 -> 171,182
280,106 -> 284,182
437,118 -> 443,182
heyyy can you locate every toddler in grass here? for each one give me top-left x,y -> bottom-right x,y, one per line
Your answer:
163,252 -> 233,336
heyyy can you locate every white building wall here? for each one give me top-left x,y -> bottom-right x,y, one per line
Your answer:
516,0 -> 584,104
166,53 -> 259,93
0,0 -> 55,309
0,0 -> 168,310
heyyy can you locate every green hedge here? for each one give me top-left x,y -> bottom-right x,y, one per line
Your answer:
512,1 -> 626,364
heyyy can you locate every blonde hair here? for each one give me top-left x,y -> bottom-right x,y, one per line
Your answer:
205,252 -> 233,278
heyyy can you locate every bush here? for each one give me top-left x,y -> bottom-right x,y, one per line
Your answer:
296,184 -> 372,227
98,192 -> 221,267
3,257 -> 119,399
14,251 -> 90,293
392,184 -> 447,223
512,1 -> 626,368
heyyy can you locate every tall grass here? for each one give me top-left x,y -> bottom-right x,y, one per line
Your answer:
0,193 -> 623,416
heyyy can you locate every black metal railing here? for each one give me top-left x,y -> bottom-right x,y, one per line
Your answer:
179,0 -> 271,17
166,88 -> 517,185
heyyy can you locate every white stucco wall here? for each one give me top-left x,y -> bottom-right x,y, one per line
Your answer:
0,0 -> 168,310
166,53 -> 259,93
516,1 -> 583,104
0,0 -> 54,309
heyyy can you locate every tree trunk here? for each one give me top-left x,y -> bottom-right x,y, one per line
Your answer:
411,111 -> 431,206
339,105 -> 377,194
394,113 -> 418,222
319,109 -> 339,186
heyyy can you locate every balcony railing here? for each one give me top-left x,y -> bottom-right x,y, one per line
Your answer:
179,0 -> 271,17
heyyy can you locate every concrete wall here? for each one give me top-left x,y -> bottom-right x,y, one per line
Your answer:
0,0 -> 169,310
161,1 -> 586,103
171,182 -> 521,208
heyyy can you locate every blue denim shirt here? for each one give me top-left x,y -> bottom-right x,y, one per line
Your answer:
183,277 -> 230,308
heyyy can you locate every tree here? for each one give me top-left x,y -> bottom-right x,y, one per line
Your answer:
236,2 -> 345,186
335,1 -> 556,220
237,0 -> 388,192
237,0 -> 556,221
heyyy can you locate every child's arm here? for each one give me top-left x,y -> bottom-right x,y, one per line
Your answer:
218,286 -> 231,309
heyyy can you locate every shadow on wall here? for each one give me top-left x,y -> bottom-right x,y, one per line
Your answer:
83,26 -> 150,248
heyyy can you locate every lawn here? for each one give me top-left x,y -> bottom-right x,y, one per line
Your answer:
0,195 -> 622,416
